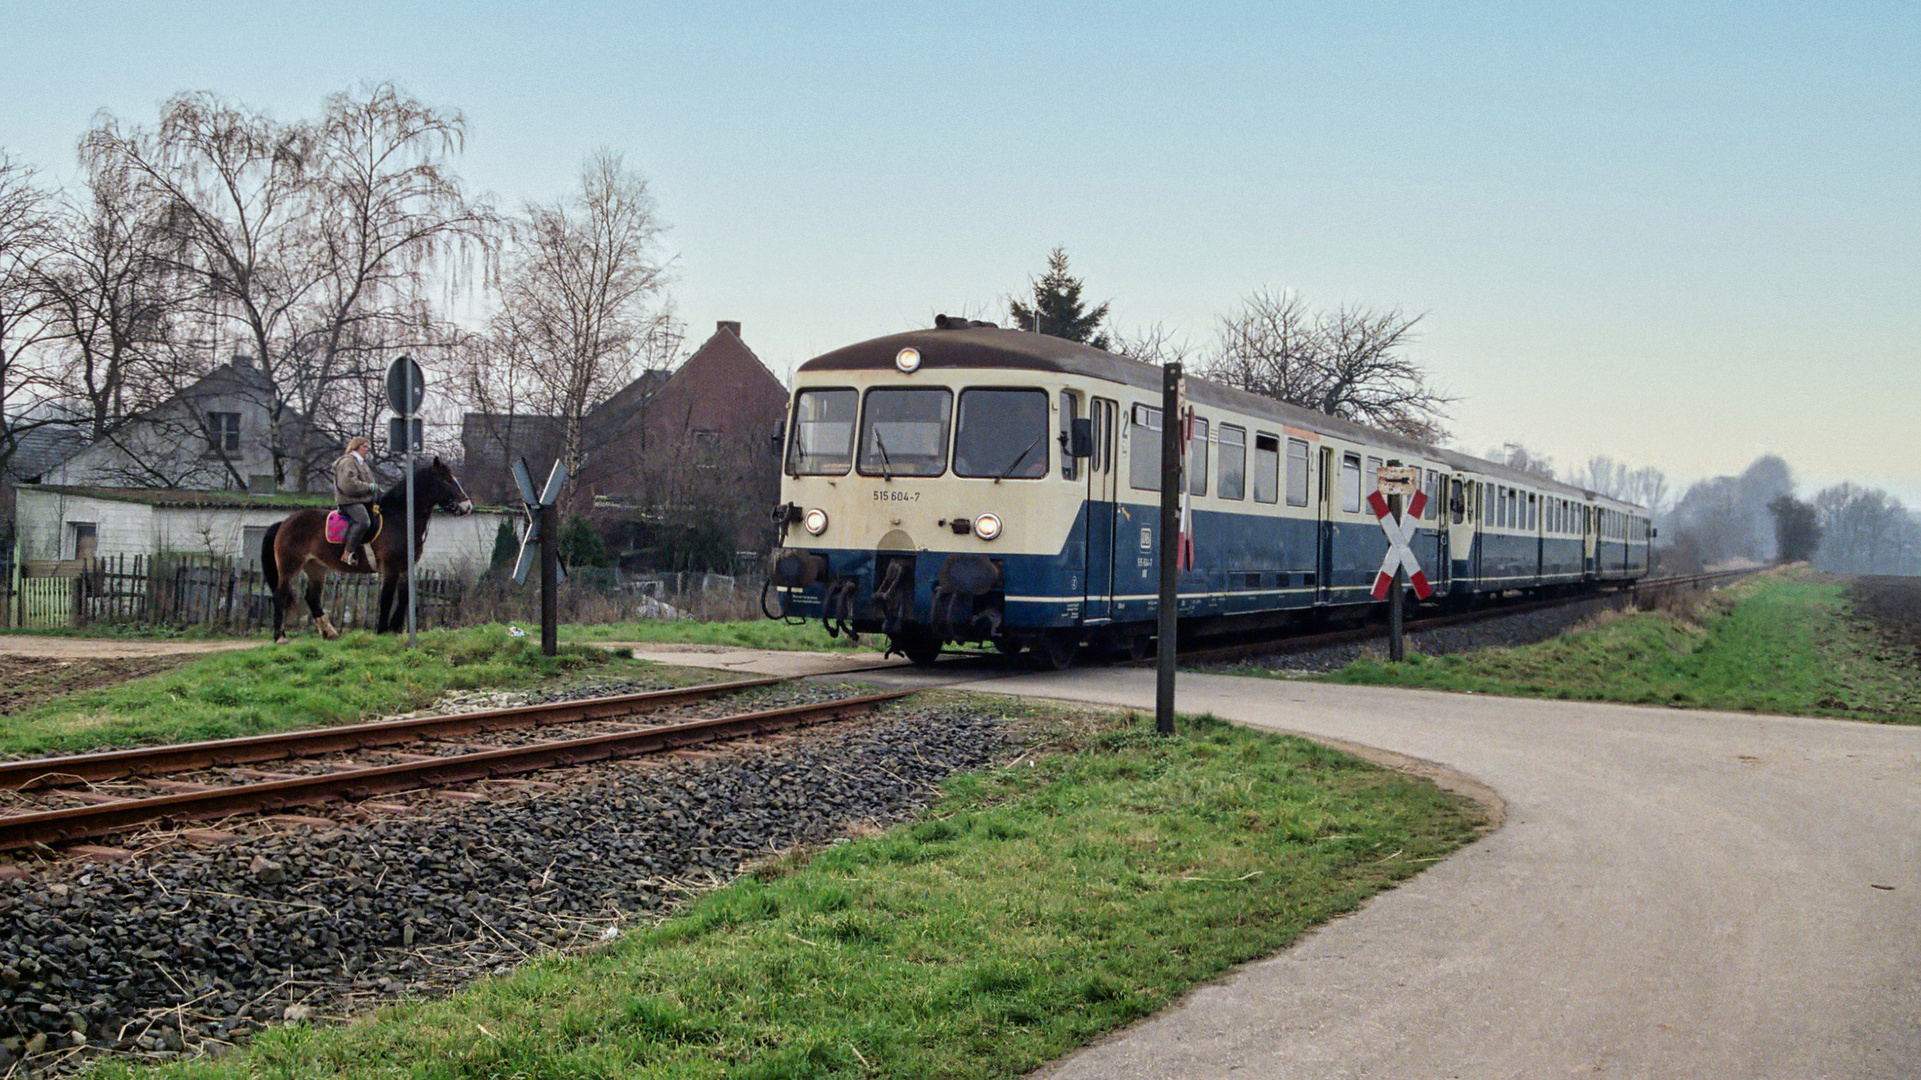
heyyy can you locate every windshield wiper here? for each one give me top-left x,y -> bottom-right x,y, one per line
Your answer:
996,432 -> 1046,482
873,427 -> 896,481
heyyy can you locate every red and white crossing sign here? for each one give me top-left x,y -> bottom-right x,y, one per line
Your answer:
1367,489 -> 1434,600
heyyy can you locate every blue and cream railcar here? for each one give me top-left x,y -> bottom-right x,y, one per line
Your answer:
767,321 -> 1649,666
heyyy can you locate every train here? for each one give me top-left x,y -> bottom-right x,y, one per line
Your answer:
764,317 -> 1651,667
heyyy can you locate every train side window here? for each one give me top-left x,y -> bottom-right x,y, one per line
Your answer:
1217,425 -> 1246,500
1285,438 -> 1310,506
1451,479 -> 1465,524
1128,404 -> 1161,492
1188,416 -> 1209,496
1059,390 -> 1080,482
1340,453 -> 1362,513
1531,494 -> 1540,531
1252,434 -> 1280,504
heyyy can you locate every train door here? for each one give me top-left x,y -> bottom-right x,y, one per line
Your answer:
1082,397 -> 1119,622
1315,446 -> 1335,604
1446,476 -> 1474,593
1426,469 -> 1448,593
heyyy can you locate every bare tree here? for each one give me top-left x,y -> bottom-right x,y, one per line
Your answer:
82,84 -> 490,491
0,152 -> 62,471
1488,442 -> 1556,480
480,150 -> 675,503
39,142 -> 184,440
1201,289 -> 1453,441
1109,322 -> 1195,368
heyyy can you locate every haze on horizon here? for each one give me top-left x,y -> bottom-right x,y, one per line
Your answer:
3,1 -> 1915,505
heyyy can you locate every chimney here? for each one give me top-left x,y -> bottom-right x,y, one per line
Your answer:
716,321 -> 742,339
231,353 -> 254,370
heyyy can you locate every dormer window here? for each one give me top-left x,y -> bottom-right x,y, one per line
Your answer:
207,411 -> 242,455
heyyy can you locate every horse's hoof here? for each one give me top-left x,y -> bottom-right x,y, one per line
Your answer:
274,636 -> 288,645
317,616 -> 340,641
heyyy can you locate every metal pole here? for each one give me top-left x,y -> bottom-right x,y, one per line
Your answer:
539,501 -> 558,657
403,361 -> 418,648
1389,490 -> 1405,662
1155,362 -> 1182,736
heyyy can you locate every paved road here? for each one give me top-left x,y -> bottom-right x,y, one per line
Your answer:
956,669 -> 1921,1080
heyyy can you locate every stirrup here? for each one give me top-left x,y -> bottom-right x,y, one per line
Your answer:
342,548 -> 359,567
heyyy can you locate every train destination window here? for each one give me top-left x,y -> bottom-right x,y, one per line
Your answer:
1129,404 -> 1162,491
1217,425 -> 1246,500
1253,434 -> 1280,504
1059,391 -> 1080,482
858,387 -> 952,477
787,388 -> 858,475
1286,438 -> 1310,506
1188,417 -> 1209,496
955,388 -> 1049,479
1340,453 -> 1362,513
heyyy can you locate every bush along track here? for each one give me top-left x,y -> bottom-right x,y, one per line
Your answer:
1323,577 -> 1921,724
0,626 -> 633,760
38,704 -> 1487,1080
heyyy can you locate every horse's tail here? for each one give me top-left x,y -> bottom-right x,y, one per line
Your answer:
260,521 -> 281,583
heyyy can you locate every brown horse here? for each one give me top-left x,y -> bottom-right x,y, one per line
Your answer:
260,457 -> 474,642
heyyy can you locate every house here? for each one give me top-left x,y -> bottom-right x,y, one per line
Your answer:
0,424 -> 89,516
461,321 -> 789,563
45,355 -> 330,495
14,485 -> 514,577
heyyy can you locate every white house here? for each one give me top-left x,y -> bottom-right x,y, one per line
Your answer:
15,486 -> 514,577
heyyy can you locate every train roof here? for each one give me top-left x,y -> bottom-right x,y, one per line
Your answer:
799,324 -> 1646,513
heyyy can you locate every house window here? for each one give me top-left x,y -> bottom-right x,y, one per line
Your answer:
70,522 -> 98,561
206,411 -> 242,455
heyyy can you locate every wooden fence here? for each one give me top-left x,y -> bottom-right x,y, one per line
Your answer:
4,554 -> 467,633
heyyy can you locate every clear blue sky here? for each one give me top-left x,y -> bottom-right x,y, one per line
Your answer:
4,1 -> 1916,504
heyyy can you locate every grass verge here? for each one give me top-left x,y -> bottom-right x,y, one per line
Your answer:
0,626 -> 644,758
561,618 -> 878,652
1322,578 -> 1921,723
103,705 -> 1484,1080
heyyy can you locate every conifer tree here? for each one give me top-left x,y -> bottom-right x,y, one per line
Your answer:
1008,246 -> 1111,349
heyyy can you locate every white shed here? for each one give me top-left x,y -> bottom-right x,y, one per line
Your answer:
14,486 -> 515,577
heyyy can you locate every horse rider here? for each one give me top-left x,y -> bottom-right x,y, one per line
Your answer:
334,436 -> 378,567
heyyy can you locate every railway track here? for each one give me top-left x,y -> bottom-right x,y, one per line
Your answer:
1168,568 -> 1758,666
0,677 -> 910,853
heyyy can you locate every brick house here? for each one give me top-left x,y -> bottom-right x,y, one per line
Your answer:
460,322 -> 789,566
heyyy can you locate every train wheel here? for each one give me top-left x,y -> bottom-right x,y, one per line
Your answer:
891,627 -> 944,666
1027,631 -> 1077,671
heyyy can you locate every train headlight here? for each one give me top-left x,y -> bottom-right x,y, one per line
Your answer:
973,513 -> 1002,541
803,508 -> 829,536
895,347 -> 921,373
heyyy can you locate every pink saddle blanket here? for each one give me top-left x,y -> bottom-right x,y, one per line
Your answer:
325,509 -> 377,546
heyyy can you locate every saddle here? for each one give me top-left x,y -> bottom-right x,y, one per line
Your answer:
324,505 -> 383,546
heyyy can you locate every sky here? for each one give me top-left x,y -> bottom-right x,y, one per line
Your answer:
3,1 -> 1917,505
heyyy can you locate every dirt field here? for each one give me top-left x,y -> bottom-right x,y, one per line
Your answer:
0,654 -> 190,715
1848,575 -> 1921,669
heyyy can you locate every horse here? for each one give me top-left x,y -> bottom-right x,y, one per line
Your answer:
260,457 -> 474,643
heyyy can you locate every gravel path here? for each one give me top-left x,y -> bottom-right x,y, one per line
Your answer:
1214,594 -> 1629,674
0,700 -> 1009,1074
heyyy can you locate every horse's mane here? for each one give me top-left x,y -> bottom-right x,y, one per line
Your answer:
374,464 -> 450,514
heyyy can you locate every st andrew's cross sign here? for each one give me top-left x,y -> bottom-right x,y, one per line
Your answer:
1366,488 -> 1435,601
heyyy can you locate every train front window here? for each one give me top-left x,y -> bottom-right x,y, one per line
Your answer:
858,388 -> 951,477
955,388 -> 1049,479
787,388 -> 858,475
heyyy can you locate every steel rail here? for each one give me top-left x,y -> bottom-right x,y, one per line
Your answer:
0,676 -> 789,792
0,688 -> 913,852
1173,568 -> 1757,666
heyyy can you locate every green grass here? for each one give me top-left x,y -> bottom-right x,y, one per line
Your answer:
1320,579 -> 1921,723
561,618 -> 879,652
0,626 -> 640,758
102,707 -> 1484,1080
